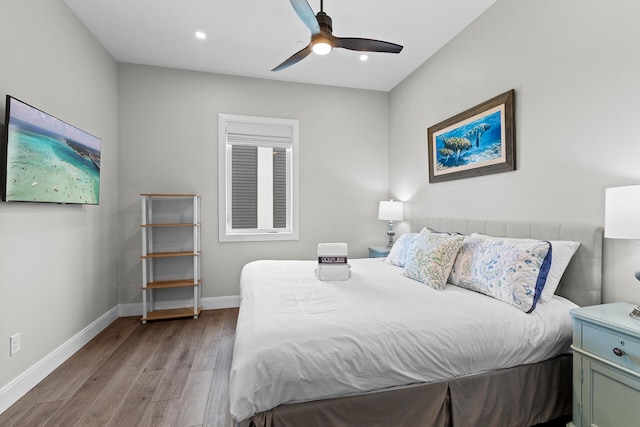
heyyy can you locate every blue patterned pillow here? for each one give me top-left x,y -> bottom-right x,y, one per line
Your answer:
385,233 -> 419,267
403,233 -> 465,290
449,236 -> 552,312
469,233 -> 579,302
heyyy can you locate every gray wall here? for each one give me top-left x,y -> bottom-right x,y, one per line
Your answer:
0,1 -> 118,388
117,64 -> 390,302
389,0 -> 640,304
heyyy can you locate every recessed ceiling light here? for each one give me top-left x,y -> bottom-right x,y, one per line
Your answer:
195,31 -> 207,40
359,54 -> 369,62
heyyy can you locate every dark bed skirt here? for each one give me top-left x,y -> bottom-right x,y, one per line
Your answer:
239,354 -> 572,427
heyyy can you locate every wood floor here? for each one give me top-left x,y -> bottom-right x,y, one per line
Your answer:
0,308 -> 238,427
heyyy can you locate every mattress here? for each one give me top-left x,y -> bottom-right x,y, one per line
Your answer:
229,257 -> 578,422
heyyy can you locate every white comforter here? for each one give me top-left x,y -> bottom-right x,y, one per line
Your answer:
230,258 -> 577,421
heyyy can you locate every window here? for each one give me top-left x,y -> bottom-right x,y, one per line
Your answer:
218,114 -> 299,242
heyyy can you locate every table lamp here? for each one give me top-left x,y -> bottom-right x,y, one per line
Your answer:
604,185 -> 640,319
378,200 -> 404,248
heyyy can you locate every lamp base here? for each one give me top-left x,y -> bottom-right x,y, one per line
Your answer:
632,272 -> 640,319
386,221 -> 395,248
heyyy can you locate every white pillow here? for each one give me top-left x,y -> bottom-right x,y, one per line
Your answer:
470,233 -> 580,302
420,227 -> 462,236
385,233 -> 419,267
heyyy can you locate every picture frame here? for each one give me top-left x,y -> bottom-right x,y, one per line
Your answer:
427,89 -> 515,183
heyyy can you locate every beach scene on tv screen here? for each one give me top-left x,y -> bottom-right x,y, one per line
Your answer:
5,98 -> 101,204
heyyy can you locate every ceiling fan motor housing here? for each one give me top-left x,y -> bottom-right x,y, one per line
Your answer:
316,11 -> 333,34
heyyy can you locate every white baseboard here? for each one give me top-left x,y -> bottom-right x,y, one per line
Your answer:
118,295 -> 240,317
0,306 -> 119,414
203,295 -> 240,310
0,295 -> 240,415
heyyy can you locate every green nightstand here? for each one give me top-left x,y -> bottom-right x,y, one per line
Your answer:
368,246 -> 391,258
570,302 -> 640,427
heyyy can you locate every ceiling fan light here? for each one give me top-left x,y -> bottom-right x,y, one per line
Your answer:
312,40 -> 332,55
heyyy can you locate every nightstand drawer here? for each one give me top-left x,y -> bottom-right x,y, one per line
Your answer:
583,324 -> 640,372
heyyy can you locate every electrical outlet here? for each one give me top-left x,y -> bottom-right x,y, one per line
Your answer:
10,333 -> 20,356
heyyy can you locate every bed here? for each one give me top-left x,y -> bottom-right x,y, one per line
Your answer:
230,218 -> 603,427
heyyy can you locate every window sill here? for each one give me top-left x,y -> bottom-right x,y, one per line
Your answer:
219,230 -> 299,243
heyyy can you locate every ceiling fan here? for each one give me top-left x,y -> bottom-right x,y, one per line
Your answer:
272,0 -> 404,71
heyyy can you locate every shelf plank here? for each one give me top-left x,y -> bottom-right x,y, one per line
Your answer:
141,251 -> 200,259
144,279 -> 202,289
140,193 -> 200,197
141,223 -> 199,227
142,307 -> 202,322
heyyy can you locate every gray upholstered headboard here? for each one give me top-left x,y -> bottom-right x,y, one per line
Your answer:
412,218 -> 603,307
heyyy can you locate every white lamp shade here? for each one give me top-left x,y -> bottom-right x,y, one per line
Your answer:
604,185 -> 640,239
378,200 -> 404,221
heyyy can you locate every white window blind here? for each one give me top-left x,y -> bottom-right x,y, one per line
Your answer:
219,114 -> 299,242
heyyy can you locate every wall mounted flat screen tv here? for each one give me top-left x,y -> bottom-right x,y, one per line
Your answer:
1,95 -> 101,204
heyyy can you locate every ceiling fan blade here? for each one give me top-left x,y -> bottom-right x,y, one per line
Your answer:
271,44 -> 313,71
289,0 -> 320,34
333,37 -> 403,53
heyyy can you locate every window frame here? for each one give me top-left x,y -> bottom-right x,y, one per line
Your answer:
218,114 -> 299,242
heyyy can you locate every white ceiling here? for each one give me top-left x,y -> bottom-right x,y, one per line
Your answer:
64,0 -> 496,92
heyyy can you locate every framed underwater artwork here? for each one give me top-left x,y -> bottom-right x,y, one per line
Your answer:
427,89 -> 515,183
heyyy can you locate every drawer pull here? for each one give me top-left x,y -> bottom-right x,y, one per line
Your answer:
613,347 -> 625,357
